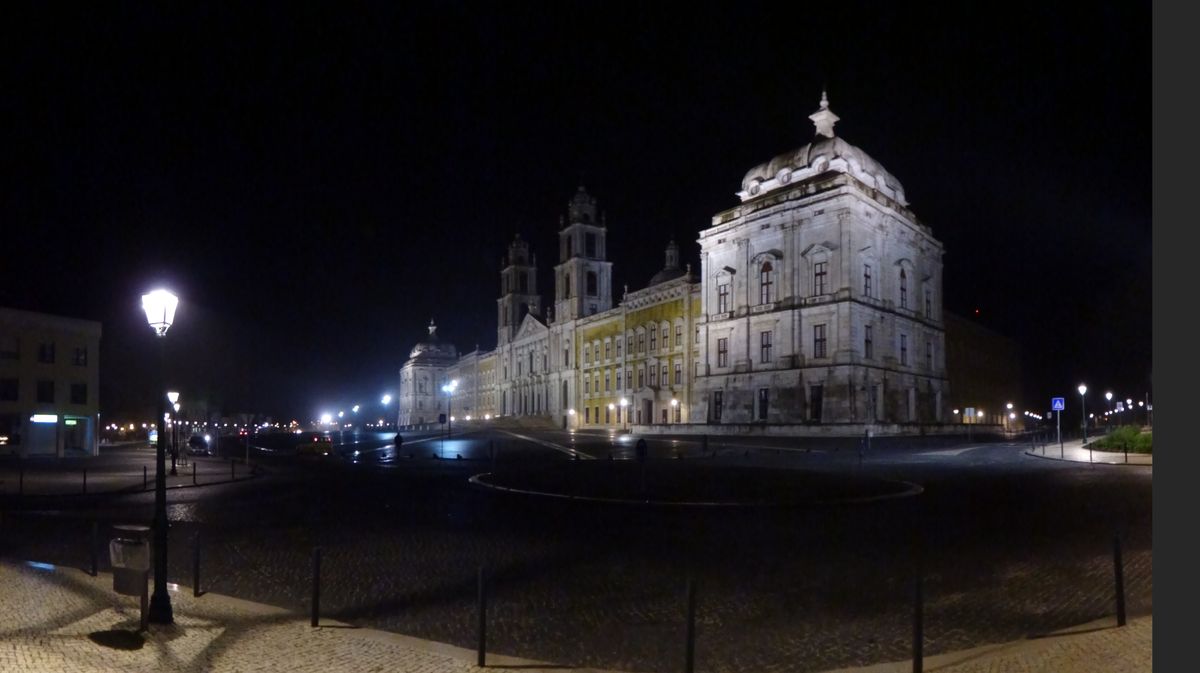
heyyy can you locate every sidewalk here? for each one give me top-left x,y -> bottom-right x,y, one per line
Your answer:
0,457 -> 259,497
1025,438 -> 1152,466
0,559 -> 1151,673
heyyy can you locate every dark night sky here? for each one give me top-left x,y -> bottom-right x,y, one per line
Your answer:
1,2 -> 1150,421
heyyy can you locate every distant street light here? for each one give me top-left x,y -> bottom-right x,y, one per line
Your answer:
619,397 -> 629,432
1078,384 -> 1088,445
671,398 -> 679,423
381,394 -> 392,405
442,379 -> 459,439
142,288 -> 178,625
352,405 -> 360,413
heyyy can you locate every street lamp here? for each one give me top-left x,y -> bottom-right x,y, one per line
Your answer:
608,403 -> 615,426
381,394 -> 392,405
442,379 -> 459,439
671,398 -> 679,423
1078,384 -> 1088,445
142,288 -> 178,625
1005,402 -> 1012,433
172,399 -> 181,475
619,397 -> 629,432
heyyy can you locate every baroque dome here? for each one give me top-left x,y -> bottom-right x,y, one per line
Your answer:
739,92 -> 908,206
409,320 -> 458,361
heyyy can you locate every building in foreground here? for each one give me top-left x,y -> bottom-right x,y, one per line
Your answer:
0,307 -> 102,456
398,93 -> 952,433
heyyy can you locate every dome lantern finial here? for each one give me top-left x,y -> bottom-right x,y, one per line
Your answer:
428,319 -> 437,337
809,88 -> 840,138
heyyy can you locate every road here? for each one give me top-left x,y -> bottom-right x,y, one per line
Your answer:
0,425 -> 1151,673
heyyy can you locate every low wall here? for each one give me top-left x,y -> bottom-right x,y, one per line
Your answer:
631,422 -> 1004,438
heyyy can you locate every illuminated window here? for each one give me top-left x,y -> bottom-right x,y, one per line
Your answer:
759,261 -> 775,304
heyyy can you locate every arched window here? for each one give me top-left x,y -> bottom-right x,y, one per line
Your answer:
899,269 -> 908,308
586,271 -> 598,296
759,261 -> 775,304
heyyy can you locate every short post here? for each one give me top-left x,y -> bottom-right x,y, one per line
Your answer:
913,539 -> 923,673
192,533 -> 201,597
193,462 -> 197,486
684,577 -> 697,673
143,465 -> 148,489
701,434 -> 708,455
311,547 -> 321,627
231,460 -> 236,480
477,565 -> 487,667
19,463 -> 24,494
82,469 -> 87,494
1113,533 -> 1126,627
90,521 -> 99,576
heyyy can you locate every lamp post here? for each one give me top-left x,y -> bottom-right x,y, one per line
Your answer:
442,379 -> 459,439
619,397 -> 629,432
1005,402 -> 1012,434
142,288 -> 178,625
671,398 -> 679,424
1078,384 -> 1088,445
1105,392 -> 1113,429
169,395 -> 180,475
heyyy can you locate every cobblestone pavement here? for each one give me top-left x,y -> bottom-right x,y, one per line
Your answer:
0,438 -> 1152,673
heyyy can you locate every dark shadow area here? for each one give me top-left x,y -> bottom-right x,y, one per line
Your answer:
87,629 -> 145,650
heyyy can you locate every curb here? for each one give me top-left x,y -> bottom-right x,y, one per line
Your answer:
1023,450 -> 1152,467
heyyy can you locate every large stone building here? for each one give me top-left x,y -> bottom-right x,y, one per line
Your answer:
398,93 -> 949,432
0,307 -> 102,456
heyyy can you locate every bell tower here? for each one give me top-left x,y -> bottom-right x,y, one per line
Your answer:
497,234 -> 541,345
553,185 -> 613,321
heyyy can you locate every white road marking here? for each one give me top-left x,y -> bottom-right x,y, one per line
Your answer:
499,430 -> 593,459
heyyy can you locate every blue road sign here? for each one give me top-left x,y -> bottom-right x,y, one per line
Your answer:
1051,397 -> 1065,411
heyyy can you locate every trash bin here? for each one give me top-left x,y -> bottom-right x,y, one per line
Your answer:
110,524 -> 151,596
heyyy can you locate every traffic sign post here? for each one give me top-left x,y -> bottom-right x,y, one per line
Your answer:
1052,398 -> 1065,457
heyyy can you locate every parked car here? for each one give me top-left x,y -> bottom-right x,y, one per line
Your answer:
187,434 -> 214,456
296,435 -> 333,457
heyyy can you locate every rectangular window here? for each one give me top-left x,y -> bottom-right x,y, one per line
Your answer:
638,333 -> 645,353
70,383 -> 87,405
674,362 -> 682,385
37,380 -> 54,404
927,340 -> 933,369
863,264 -> 873,297
638,367 -> 644,388
605,341 -> 611,359
650,325 -> 657,351
627,336 -> 634,353
813,324 -> 827,359
925,289 -> 933,318
813,261 -> 828,296
760,263 -> 774,304
585,233 -> 597,257
584,345 -> 590,365
900,271 -> 908,308
0,335 -> 18,360
810,385 -> 824,422
675,324 -> 682,347
713,390 -> 724,421
717,283 -> 730,313
650,364 -> 657,385
864,324 -> 874,359
760,330 -> 772,363
717,337 -> 729,367
758,388 -> 769,420
605,406 -> 610,423
585,407 -> 591,423
584,376 -> 590,394
626,368 -> 632,390
615,339 -> 622,357
38,341 -> 56,364
694,326 -> 700,344
616,370 -> 622,390
604,371 -> 610,392
900,333 -> 909,365
661,367 -> 668,387
74,347 -> 88,366
0,378 -> 16,401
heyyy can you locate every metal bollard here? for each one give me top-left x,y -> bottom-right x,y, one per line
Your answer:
1113,533 -> 1126,626
311,547 -> 321,627
193,533 -> 202,597
193,462 -> 197,486
19,463 -> 24,495
90,521 -> 98,576
685,577 -> 696,673
913,541 -> 924,673
477,565 -> 488,667
82,469 -> 87,494
143,465 -> 148,489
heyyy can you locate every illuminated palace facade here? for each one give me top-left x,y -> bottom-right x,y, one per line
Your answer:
398,94 -> 948,432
